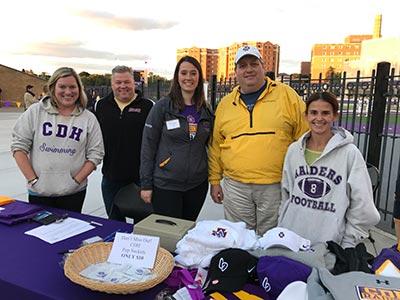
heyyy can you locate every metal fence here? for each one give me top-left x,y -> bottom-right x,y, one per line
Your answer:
85,81 -> 171,102
86,61 -> 400,234
208,62 -> 400,234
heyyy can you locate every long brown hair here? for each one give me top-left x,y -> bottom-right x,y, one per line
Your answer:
168,56 -> 206,112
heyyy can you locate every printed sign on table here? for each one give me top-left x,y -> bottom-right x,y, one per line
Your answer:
108,232 -> 160,268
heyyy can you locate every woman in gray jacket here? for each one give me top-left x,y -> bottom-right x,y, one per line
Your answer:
140,56 -> 213,221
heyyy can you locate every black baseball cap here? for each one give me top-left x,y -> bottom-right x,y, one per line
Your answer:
203,248 -> 258,294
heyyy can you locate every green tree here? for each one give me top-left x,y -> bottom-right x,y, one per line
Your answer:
79,71 -> 90,77
38,72 -> 50,81
147,72 -> 168,84
325,66 -> 341,81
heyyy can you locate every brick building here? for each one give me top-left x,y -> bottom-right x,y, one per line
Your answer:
177,40 -> 280,81
0,65 -> 46,107
310,15 -> 383,79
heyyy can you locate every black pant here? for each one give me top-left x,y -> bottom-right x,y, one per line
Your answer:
152,180 -> 208,221
394,198 -> 400,219
29,190 -> 86,213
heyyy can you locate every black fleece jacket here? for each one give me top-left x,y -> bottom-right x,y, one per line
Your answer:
95,90 -> 154,182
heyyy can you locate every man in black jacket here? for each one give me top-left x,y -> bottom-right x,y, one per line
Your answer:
95,66 -> 153,221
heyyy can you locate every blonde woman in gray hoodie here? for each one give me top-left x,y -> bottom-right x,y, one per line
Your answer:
11,67 -> 104,212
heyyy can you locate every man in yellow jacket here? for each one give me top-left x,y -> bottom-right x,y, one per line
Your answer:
208,45 -> 309,236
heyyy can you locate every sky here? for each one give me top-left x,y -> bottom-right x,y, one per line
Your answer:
1,0 -> 399,79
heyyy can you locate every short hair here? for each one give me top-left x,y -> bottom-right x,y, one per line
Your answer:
306,91 -> 339,114
111,65 -> 134,80
47,67 -> 87,109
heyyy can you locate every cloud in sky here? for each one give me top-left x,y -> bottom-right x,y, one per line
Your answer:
11,40 -> 149,61
1,0 -> 399,78
74,9 -> 179,31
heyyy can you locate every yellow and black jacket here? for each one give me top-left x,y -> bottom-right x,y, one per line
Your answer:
208,77 -> 309,185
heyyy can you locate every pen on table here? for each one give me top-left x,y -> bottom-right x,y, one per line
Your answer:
58,249 -> 75,254
87,220 -> 103,227
103,229 -> 121,242
104,230 -> 131,242
55,213 -> 69,223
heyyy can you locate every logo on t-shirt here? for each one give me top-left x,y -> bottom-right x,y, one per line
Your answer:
356,285 -> 400,299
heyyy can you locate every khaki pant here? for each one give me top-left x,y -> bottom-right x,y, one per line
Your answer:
222,176 -> 281,236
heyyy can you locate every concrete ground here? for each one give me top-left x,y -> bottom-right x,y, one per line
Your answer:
0,108 -> 396,256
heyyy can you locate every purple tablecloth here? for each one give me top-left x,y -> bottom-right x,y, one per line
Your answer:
0,202 -> 166,300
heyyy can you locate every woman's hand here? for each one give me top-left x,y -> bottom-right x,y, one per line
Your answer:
140,190 -> 153,203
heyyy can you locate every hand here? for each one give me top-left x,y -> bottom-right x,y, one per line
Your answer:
211,184 -> 223,204
141,190 -> 153,203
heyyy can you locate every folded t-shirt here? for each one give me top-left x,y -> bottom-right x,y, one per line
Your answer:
0,201 -> 43,225
0,195 -> 15,206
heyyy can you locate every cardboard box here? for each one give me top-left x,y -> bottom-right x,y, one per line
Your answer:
133,214 -> 195,252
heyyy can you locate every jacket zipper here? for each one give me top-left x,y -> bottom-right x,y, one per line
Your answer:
232,132 -> 275,139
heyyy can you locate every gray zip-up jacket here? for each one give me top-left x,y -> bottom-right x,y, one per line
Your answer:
140,96 -> 213,191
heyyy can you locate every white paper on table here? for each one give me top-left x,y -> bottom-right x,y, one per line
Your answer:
108,232 -> 160,268
24,217 -> 95,244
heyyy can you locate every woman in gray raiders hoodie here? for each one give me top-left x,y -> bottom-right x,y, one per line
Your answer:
278,91 -> 380,248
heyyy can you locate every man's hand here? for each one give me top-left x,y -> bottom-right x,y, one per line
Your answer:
211,184 -> 224,204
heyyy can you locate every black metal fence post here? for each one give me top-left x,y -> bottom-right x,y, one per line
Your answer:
157,80 -> 161,100
210,75 -> 217,111
367,62 -> 391,169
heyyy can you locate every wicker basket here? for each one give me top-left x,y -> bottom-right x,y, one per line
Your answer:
64,242 -> 174,294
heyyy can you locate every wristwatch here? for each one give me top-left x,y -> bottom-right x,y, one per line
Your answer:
28,177 -> 39,187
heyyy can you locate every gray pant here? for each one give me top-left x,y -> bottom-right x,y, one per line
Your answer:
222,176 -> 281,236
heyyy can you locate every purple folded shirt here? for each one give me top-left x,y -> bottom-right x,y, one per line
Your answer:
371,247 -> 400,274
0,201 -> 43,225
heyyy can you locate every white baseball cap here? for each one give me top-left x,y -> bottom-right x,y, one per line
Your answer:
277,281 -> 308,300
235,45 -> 262,64
258,227 -> 311,252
